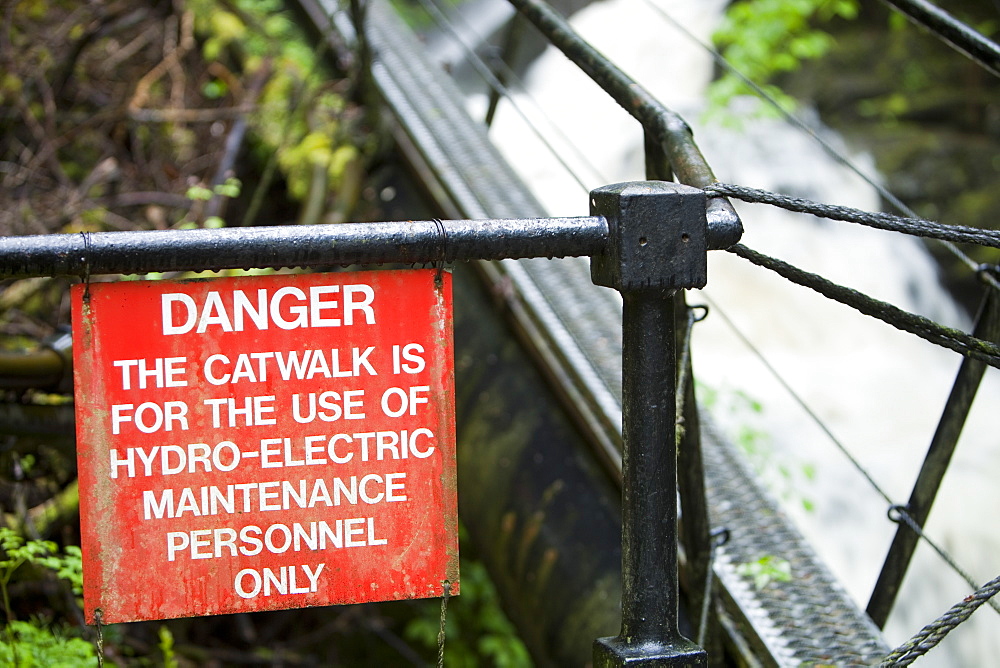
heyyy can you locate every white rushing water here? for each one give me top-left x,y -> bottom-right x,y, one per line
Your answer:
477,0 -> 1000,664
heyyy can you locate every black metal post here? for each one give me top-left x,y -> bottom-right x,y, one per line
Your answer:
591,181 -> 708,666
645,130 -> 720,659
868,284 -> 1000,627
485,14 -> 525,127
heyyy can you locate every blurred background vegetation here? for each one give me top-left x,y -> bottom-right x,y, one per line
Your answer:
711,0 -> 1000,313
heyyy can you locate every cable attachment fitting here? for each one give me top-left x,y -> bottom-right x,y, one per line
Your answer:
976,263 -> 1000,284
710,526 -> 730,548
80,231 -> 93,303
887,504 -> 910,525
431,218 -> 448,287
590,181 -> 708,294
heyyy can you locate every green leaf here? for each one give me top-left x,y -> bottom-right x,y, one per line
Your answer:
210,11 -> 246,44
159,625 -> 178,668
202,79 -> 228,99
736,555 -> 793,590
213,177 -> 242,199
185,185 -> 213,202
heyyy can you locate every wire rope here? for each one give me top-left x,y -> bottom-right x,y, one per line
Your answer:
728,243 -> 1000,367
413,0 -> 600,193
474,18 -> 613,186
881,572 -> 1000,666
707,182 -> 1000,249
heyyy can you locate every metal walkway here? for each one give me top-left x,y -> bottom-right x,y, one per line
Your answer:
299,0 -> 890,664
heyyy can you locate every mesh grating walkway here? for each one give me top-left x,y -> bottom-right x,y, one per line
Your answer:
308,0 -> 893,662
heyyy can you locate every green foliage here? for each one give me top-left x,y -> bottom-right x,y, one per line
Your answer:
736,555 -> 793,590
180,177 -> 243,228
405,558 -> 532,667
202,77 -> 229,99
213,177 -> 242,199
0,620 -> 95,667
203,11 -> 247,61
184,177 -> 242,204
0,528 -> 91,667
0,72 -> 23,106
185,184 -> 214,202
0,528 -> 83,606
709,0 -> 859,115
158,625 -> 179,668
188,0 -> 365,220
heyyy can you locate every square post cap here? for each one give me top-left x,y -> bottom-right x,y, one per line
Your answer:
590,181 -> 707,293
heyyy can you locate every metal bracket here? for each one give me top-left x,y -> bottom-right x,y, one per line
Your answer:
590,181 -> 708,292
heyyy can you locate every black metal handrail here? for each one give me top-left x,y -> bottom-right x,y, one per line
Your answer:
506,0 -> 743,250
0,180 -> 716,666
0,217 -> 607,278
879,0 -> 1000,78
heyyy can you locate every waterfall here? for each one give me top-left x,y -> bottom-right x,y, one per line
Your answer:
481,0 -> 1000,664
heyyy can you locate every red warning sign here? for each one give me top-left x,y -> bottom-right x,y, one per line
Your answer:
72,269 -> 459,623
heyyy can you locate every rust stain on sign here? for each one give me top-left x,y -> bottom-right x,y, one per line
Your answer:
72,269 -> 459,623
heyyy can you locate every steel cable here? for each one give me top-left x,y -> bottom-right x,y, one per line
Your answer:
714,249 -> 1000,620
707,182 -> 1000,249
727,243 -> 1000,368
413,0 -> 598,193
427,2 -> 613,186
702,293 -> 896,506
880,572 -> 1000,666
888,505 -> 1000,616
727,242 -> 1000,616
436,580 -> 451,667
